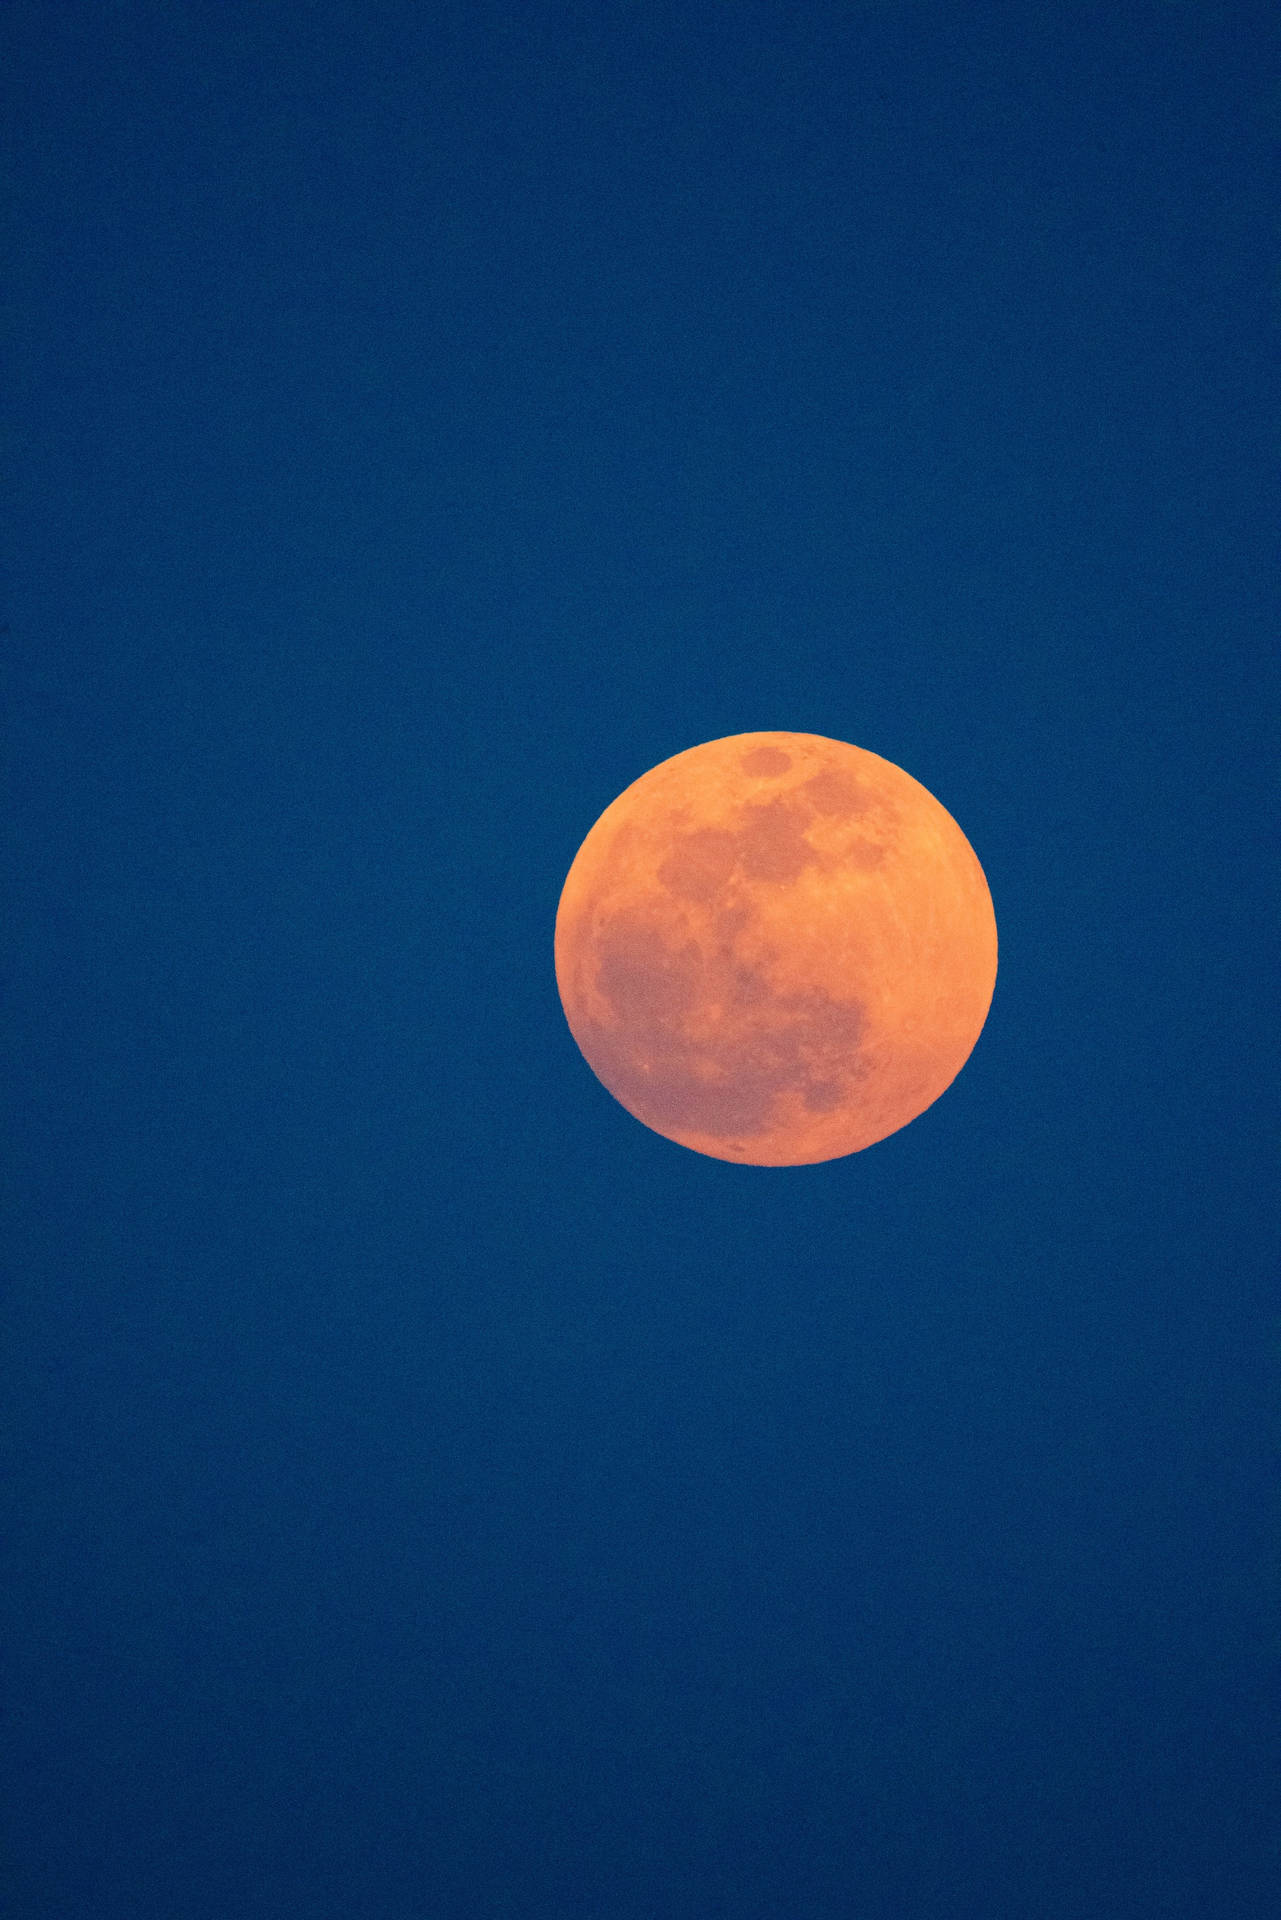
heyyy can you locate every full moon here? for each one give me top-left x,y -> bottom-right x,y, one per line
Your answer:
554,732 -> 997,1165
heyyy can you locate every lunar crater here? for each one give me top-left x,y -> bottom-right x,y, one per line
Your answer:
739,746 -> 793,776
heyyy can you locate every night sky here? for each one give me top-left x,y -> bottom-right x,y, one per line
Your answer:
4,3 -> 1279,1916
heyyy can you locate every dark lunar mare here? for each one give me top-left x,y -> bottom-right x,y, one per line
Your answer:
584,909 -> 866,1142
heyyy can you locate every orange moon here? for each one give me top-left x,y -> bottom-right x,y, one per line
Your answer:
554,732 -> 997,1165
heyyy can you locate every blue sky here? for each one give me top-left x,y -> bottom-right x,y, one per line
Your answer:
4,3 -> 1279,1915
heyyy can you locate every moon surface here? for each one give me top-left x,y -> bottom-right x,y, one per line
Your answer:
554,732 -> 997,1165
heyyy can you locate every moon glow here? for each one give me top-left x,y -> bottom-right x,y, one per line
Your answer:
554,733 -> 997,1165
